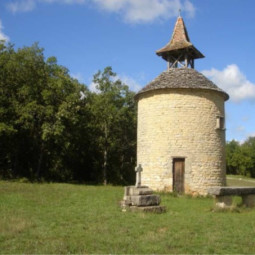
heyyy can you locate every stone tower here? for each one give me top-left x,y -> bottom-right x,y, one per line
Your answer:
135,16 -> 229,195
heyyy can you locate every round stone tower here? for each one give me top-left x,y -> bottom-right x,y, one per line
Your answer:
135,16 -> 229,195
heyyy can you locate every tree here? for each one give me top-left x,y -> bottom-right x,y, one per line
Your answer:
0,42 -> 137,184
226,138 -> 255,177
0,42 -> 91,181
242,137 -> 255,177
226,140 -> 241,175
90,67 -> 136,185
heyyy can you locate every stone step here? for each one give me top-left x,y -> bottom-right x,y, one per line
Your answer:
128,205 -> 166,213
121,185 -> 165,214
131,195 -> 161,206
124,186 -> 153,196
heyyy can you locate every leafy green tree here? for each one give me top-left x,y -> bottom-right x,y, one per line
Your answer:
242,137 -> 255,177
90,67 -> 136,185
226,140 -> 241,175
226,138 -> 255,177
0,42 -> 91,180
0,42 -> 137,184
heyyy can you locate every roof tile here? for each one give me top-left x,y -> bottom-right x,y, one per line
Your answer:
135,68 -> 229,100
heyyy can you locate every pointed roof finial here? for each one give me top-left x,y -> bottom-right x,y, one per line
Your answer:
178,9 -> 181,17
156,15 -> 204,66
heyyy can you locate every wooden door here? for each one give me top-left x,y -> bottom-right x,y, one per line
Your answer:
173,158 -> 185,194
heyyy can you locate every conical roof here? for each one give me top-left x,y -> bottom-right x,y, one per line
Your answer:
156,16 -> 204,61
135,68 -> 229,100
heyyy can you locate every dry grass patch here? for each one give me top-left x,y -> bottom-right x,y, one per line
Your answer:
1,216 -> 34,235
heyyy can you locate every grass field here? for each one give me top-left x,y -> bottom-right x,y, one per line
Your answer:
227,175 -> 255,187
1,177 -> 255,254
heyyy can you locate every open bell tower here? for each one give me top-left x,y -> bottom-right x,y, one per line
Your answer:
156,14 -> 204,69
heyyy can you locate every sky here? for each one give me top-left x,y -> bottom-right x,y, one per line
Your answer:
0,0 -> 255,142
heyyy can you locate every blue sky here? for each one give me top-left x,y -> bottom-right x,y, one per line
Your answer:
0,0 -> 255,142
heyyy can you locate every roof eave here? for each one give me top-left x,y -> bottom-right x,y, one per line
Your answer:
156,45 -> 205,61
135,87 -> 229,102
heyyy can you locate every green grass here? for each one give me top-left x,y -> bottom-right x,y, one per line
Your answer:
227,175 -> 255,187
1,180 -> 255,254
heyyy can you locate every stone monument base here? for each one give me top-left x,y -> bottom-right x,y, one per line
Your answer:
121,186 -> 166,213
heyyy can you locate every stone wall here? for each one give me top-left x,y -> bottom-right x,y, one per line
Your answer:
137,88 -> 226,195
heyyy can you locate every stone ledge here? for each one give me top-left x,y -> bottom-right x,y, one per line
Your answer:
208,187 -> 255,196
208,186 -> 255,209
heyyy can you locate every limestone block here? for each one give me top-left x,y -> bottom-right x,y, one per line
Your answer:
129,205 -> 166,213
122,195 -> 132,205
242,195 -> 255,208
215,195 -> 232,209
126,186 -> 153,196
131,195 -> 161,207
208,187 -> 255,196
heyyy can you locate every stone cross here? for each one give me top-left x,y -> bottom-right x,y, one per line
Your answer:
135,164 -> 143,187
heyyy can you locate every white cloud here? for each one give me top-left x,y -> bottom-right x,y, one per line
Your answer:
89,81 -> 100,93
202,64 -> 255,102
70,72 -> 84,83
89,73 -> 142,93
6,0 -> 85,13
7,0 -> 36,13
0,20 -> 9,42
116,74 -> 142,92
183,0 -> 195,18
40,0 -> 85,4
92,0 -> 124,12
93,0 -> 195,23
6,0 -> 195,23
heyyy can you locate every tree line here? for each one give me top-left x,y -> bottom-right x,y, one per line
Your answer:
226,138 -> 255,177
0,42 -> 136,184
1,42 -> 255,184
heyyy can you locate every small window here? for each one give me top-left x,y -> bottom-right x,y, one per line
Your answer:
216,116 -> 225,130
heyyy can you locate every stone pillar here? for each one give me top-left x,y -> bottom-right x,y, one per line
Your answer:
242,195 -> 255,208
215,195 -> 232,209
